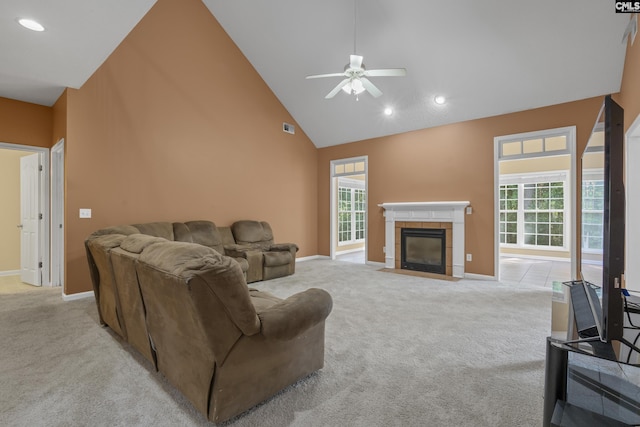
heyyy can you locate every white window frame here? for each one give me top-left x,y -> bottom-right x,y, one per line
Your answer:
337,177 -> 366,246
499,171 -> 570,251
581,169 -> 605,255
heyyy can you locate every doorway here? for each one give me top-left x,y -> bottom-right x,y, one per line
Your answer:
330,156 -> 368,263
493,127 -> 576,285
51,139 -> 64,288
0,142 -> 50,289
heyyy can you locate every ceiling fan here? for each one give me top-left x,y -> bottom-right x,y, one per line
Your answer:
306,54 -> 406,99
305,0 -> 406,100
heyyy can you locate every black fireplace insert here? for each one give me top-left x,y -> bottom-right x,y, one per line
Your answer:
400,228 -> 446,274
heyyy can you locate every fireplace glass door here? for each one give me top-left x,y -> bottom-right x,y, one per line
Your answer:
401,228 -> 446,274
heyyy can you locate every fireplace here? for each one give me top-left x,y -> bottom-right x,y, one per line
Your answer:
379,201 -> 469,278
401,228 -> 446,274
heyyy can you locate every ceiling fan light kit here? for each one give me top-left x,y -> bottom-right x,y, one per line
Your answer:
306,53 -> 406,101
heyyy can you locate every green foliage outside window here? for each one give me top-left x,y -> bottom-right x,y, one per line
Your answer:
338,186 -> 366,244
500,181 -> 565,249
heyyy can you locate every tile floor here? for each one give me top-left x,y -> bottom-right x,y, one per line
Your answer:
499,256 -> 573,287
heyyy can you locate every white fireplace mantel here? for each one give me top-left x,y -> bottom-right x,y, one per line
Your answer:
378,201 -> 470,278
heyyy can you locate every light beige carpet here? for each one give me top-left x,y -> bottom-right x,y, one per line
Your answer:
0,259 -> 552,426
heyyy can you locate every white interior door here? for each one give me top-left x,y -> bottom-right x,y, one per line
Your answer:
20,153 -> 40,286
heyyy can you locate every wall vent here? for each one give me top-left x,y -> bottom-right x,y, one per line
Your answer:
283,123 -> 295,134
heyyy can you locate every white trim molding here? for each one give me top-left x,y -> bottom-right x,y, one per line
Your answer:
0,270 -> 20,277
296,255 -> 330,262
378,201 -> 470,278
62,290 -> 94,302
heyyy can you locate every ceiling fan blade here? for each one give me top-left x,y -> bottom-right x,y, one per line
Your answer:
350,54 -> 363,69
360,77 -> 382,98
306,72 -> 346,79
325,78 -> 351,99
364,68 -> 407,77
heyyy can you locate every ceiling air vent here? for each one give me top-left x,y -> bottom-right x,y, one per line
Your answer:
283,123 -> 295,134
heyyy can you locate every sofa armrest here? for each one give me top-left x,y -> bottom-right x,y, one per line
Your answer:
258,288 -> 332,341
270,243 -> 299,253
224,246 -> 263,283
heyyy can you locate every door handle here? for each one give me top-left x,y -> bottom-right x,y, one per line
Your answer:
17,224 -> 23,229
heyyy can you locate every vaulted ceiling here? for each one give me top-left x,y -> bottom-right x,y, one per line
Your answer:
0,0 -> 632,147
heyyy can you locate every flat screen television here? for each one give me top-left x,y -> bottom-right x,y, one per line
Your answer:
579,94 -> 625,343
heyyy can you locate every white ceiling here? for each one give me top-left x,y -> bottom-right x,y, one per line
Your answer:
0,0 -> 631,148
0,0 -> 156,106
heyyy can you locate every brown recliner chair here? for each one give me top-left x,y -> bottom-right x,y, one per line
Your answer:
228,220 -> 298,283
135,240 -> 332,423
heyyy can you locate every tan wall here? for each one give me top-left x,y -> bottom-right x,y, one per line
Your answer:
0,97 -> 52,148
501,248 -> 570,259
499,155 -> 570,175
63,0 -> 318,294
0,149 -> 35,272
318,98 -> 603,276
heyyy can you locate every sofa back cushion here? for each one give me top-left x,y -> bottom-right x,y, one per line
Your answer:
138,241 -> 260,337
109,240 -> 158,366
85,234 -> 129,338
136,241 -> 260,415
231,220 -> 274,250
87,224 -> 139,239
184,220 -> 225,254
132,222 -> 174,240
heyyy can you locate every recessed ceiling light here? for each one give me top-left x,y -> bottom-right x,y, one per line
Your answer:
434,95 -> 446,105
384,107 -> 393,116
18,18 -> 45,32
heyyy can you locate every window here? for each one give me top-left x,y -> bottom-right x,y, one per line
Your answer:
499,134 -> 569,160
499,174 -> 568,250
338,180 -> 366,245
582,178 -> 604,252
499,184 -> 518,244
523,182 -> 564,248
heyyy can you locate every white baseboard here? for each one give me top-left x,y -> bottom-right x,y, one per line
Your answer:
500,254 -> 570,263
0,270 -> 20,277
464,273 -> 497,281
296,255 -> 330,262
62,290 -> 94,302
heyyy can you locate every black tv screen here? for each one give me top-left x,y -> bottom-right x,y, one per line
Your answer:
580,95 -> 625,342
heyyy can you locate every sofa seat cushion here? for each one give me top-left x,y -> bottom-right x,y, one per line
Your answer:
263,251 -> 292,267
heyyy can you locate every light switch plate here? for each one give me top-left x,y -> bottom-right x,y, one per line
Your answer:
79,208 -> 92,219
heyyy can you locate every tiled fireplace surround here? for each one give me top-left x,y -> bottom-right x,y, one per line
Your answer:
379,202 -> 470,278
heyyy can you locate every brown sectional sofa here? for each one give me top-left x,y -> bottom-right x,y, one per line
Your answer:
84,221 -> 332,423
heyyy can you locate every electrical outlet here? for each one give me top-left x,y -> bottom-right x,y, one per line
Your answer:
79,208 -> 92,219
466,206 -> 473,214
466,254 -> 472,262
